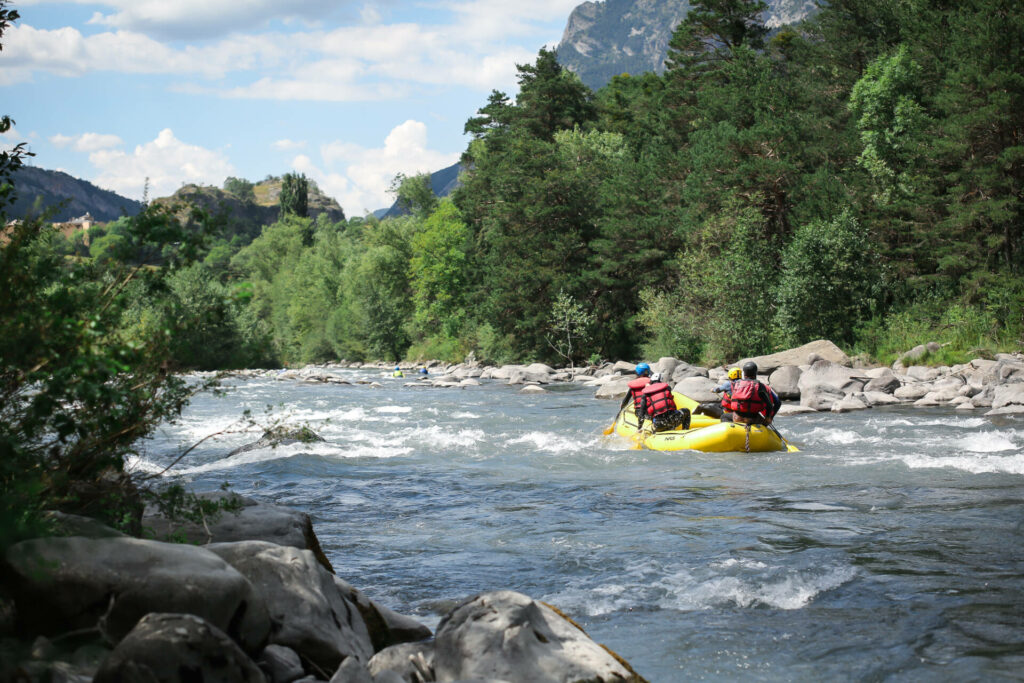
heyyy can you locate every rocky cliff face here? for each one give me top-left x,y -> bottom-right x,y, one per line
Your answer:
556,0 -> 818,90
7,166 -> 143,222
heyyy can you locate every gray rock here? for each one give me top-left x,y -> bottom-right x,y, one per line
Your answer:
905,365 -> 940,382
800,385 -> 846,411
371,672 -> 406,683
144,493 -> 334,574
367,642 -> 434,682
985,405 -> 1024,415
652,357 -> 679,377
672,364 -> 709,381
857,391 -> 902,407
93,613 -> 265,683
776,403 -> 818,416
673,376 -> 718,402
42,511 -> 127,539
519,385 -> 545,394
333,577 -> 431,653
5,537 -> 270,652
955,402 -> 977,411
893,383 -> 932,401
740,340 -> 851,374
863,369 -> 901,394
207,541 -> 374,673
915,387 -> 961,405
433,591 -> 639,683
330,657 -> 373,683
229,426 -> 325,457
949,395 -> 972,406
522,363 -> 555,375
768,365 -> 802,400
611,361 -> 637,375
594,377 -> 632,400
971,387 -> 995,408
831,395 -> 869,413
506,370 -> 549,385
260,645 -> 305,683
459,378 -> 481,387
797,360 -> 868,395
993,384 -> 1024,409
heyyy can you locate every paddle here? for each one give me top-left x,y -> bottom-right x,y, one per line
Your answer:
765,420 -> 799,452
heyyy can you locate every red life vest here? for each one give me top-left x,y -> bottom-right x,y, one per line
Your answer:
729,379 -> 768,415
641,382 -> 676,417
720,380 -> 733,411
628,377 -> 651,411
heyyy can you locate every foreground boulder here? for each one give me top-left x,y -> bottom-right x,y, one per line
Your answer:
768,365 -> 802,400
144,493 -> 334,573
334,577 -> 431,653
4,537 -> 270,652
433,591 -> 643,683
94,613 -> 265,683
207,541 -> 374,674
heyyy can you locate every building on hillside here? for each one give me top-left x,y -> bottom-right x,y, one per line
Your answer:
54,212 -> 98,244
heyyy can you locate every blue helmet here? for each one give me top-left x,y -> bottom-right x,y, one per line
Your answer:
635,362 -> 651,377
418,367 -> 428,374
394,366 -> 400,371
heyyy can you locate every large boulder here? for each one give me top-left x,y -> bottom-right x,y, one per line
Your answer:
740,340 -> 851,374
857,391 -> 902,407
799,385 -> 846,411
207,541 -> 374,673
367,642 -> 434,682
673,376 -> 719,402
904,365 -> 940,382
433,591 -> 641,683
831,395 -> 869,413
864,369 -> 902,394
796,360 -> 868,395
611,361 -> 637,375
144,493 -> 334,574
259,644 -> 305,683
507,369 -> 551,385
594,377 -> 633,400
523,363 -> 555,375
93,613 -> 266,683
672,364 -> 709,381
768,365 -> 802,400
4,537 -> 270,652
333,577 -> 431,653
893,383 -> 933,401
992,384 -> 1024,410
777,404 -> 818,416
651,357 -> 678,377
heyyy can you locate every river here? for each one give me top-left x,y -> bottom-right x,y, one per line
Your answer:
135,369 -> 1024,681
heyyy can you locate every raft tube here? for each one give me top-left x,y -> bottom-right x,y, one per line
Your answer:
639,422 -> 785,452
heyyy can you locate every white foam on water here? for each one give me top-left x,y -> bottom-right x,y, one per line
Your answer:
451,411 -> 481,419
124,455 -> 165,475
507,431 -> 599,454
899,451 -> 1024,475
956,431 -> 1019,453
376,406 -> 413,414
711,558 -> 768,570
786,502 -> 854,512
654,563 -> 857,611
401,425 -> 486,449
803,427 -> 863,445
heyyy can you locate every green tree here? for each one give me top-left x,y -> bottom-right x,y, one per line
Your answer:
223,176 -> 256,202
545,289 -> 594,370
279,172 -> 309,219
390,172 -> 438,219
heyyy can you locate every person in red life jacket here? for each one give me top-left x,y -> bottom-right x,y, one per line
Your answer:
637,373 -> 691,432
695,366 -> 742,421
618,362 -> 653,422
728,362 -> 781,425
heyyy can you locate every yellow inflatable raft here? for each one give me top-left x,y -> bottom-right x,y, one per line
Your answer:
610,391 -> 795,453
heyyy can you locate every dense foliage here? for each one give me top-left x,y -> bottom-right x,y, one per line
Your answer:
11,0 -> 1024,373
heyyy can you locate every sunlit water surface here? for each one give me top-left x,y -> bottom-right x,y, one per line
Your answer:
137,370 -> 1024,681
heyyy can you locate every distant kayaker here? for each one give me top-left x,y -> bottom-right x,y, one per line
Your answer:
418,367 -> 429,376
727,362 -> 781,425
637,373 -> 691,432
695,366 -> 741,421
392,366 -> 404,378
618,362 -> 653,422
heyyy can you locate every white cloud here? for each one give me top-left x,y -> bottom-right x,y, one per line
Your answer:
272,139 -> 307,151
308,119 -> 459,215
84,128 -> 235,200
50,132 -> 124,152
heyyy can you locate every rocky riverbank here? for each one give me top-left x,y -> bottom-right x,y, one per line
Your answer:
224,339 -> 1024,417
2,495 -> 645,682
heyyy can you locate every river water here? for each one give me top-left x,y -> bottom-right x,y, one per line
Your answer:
135,369 -> 1024,681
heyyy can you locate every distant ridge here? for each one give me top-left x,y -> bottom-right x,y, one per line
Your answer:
6,166 -> 143,222
556,0 -> 818,91
380,162 -> 463,219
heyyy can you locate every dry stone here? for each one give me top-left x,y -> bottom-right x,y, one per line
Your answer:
93,613 -> 266,683
652,357 -> 679,377
831,395 -> 869,412
740,340 -> 851,374
993,384 -> 1024,410
207,541 -> 374,673
594,377 -> 633,400
4,537 -> 270,652
864,370 -> 901,394
894,383 -> 932,401
768,365 -> 802,400
673,376 -> 719,402
797,360 -> 868,395
433,591 -> 640,683
333,577 -> 431,654
858,391 -> 902,407
367,642 -> 434,682
800,385 -> 846,411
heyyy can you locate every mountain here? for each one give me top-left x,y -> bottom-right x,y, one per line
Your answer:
6,166 -> 143,222
380,162 -> 463,219
556,0 -> 818,90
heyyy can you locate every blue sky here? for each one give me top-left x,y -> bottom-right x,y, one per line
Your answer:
0,0 -> 582,214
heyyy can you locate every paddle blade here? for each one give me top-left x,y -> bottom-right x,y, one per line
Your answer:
786,443 -> 800,453
603,424 -> 615,436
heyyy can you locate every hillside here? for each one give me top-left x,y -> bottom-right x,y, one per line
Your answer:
380,162 -> 463,219
556,0 -> 817,90
6,166 -> 143,222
